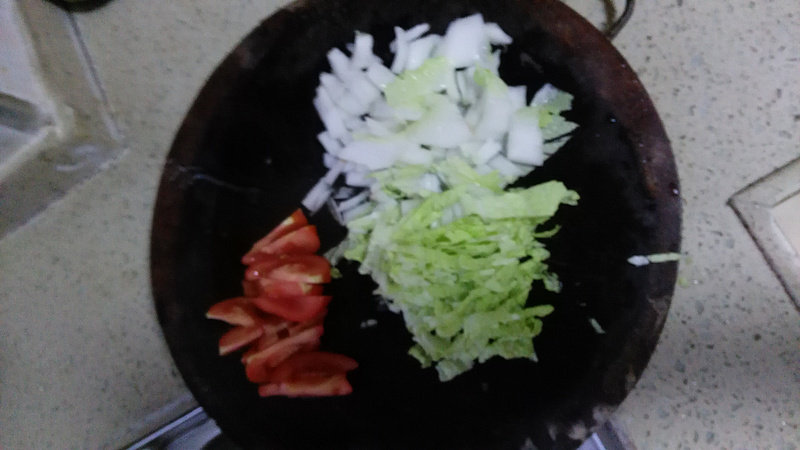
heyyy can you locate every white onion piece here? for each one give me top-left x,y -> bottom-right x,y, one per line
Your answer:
302,178 -> 333,213
531,83 -> 559,106
329,85 -> 365,116
342,202 -> 372,223
365,62 -> 396,89
487,155 -> 527,178
473,139 -> 502,165
404,23 -> 431,41
364,117 -> 396,137
390,27 -> 409,73
435,14 -> 489,68
351,32 -> 376,69
344,115 -> 367,132
323,153 -> 337,168
338,140 -> 401,170
397,145 -> 434,165
338,189 -> 370,212
317,131 -> 342,155
345,170 -> 375,187
405,96 -> 471,148
319,73 -> 346,100
419,173 -> 443,193
484,22 -> 512,45
322,160 -> 347,184
346,71 -> 382,110
333,186 -> 358,199
327,197 -> 345,224
474,88 -> 513,140
508,86 -> 527,110
455,70 -> 477,106
506,110 -> 544,166
313,87 -> 348,139
327,48 -> 354,83
405,35 -> 441,71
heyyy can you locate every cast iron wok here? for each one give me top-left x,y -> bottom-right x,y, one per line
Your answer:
151,0 -> 681,448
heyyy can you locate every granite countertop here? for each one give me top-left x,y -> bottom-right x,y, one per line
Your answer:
1,0 -> 798,448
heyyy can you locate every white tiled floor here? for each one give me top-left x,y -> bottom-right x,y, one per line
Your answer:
774,192 -> 800,256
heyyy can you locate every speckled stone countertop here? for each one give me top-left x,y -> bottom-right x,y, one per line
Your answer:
1,0 -> 798,448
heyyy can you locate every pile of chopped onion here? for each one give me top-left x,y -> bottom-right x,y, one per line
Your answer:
303,13 -> 577,218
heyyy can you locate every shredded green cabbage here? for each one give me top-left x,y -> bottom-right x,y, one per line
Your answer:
338,156 -> 578,381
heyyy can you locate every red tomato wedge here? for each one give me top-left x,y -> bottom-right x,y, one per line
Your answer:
242,209 -> 308,264
242,280 -> 261,297
258,279 -> 325,296
270,352 -> 358,383
245,254 -> 331,284
243,279 -> 323,297
258,373 -> 353,397
251,295 -> 332,322
218,325 -> 263,356
245,326 -> 324,382
206,297 -> 259,326
246,225 -> 321,258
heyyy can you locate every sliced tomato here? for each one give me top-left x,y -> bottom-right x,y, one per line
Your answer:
253,225 -> 320,256
206,297 -> 260,326
258,373 -> 353,397
256,279 -> 324,296
218,325 -> 263,356
244,326 -> 324,381
245,254 -> 331,284
270,351 -> 358,383
241,280 -> 261,297
242,209 -> 308,264
251,295 -> 332,322
241,333 -> 278,363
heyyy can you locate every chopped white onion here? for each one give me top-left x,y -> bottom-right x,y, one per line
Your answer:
365,62 -> 396,89
405,35 -> 441,71
484,22 -> 513,45
338,189 -> 370,212
345,170 -> 375,187
506,110 -> 544,166
327,47 -> 354,83
404,23 -> 431,41
508,85 -> 527,111
317,131 -> 343,155
342,201 -> 372,222
313,87 -> 349,139
323,152 -> 337,168
487,155 -> 527,178
435,14 -> 488,68
390,27 -> 409,73
351,32 -> 376,70
531,83 -> 559,106
397,145 -> 434,165
302,178 -> 333,213
322,160 -> 346,184
339,140 -> 401,170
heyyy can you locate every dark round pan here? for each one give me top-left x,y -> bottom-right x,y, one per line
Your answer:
151,0 -> 681,448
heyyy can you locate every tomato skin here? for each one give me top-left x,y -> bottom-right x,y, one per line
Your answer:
258,373 -> 353,397
242,209 -> 308,264
244,254 -> 331,284
251,295 -> 332,322
270,352 -> 358,383
243,278 -> 324,297
206,297 -> 259,326
218,325 -> 264,356
245,326 -> 324,382
251,225 -> 321,257
260,279 -> 325,296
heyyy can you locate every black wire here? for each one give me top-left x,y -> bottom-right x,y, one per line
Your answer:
605,0 -> 636,39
